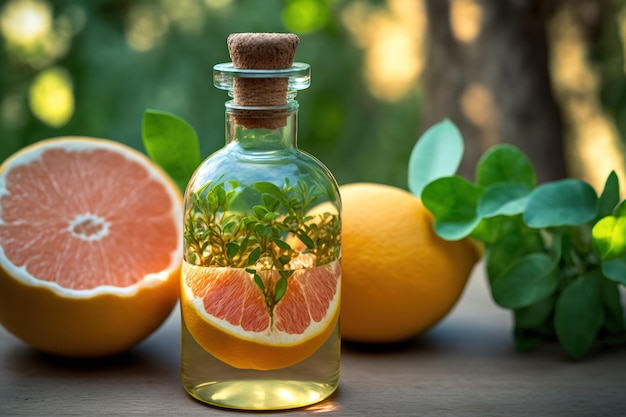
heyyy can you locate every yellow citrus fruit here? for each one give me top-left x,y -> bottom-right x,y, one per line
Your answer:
181,255 -> 340,370
0,137 -> 183,357
339,182 -> 479,343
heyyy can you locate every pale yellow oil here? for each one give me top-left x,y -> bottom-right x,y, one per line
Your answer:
181,319 -> 340,410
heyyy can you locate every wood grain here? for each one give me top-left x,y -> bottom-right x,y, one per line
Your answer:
1,263 -> 625,416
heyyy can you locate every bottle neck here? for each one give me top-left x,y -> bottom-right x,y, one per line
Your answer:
225,103 -> 298,152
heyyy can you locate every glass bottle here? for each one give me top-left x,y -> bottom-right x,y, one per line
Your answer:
180,35 -> 341,411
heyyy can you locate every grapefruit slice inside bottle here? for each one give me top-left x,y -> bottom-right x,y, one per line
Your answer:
181,255 -> 341,370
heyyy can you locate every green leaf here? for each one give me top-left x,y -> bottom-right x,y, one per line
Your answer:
514,295 -> 555,328
602,257 -> 626,285
230,185 -> 262,212
485,226 -> 543,284
523,179 -> 598,228
478,184 -> 530,218
546,231 -> 563,265
475,144 -> 536,189
274,277 -> 288,303
272,237 -> 292,251
279,270 -> 293,280
592,215 -> 626,260
468,217 -> 503,244
600,277 -> 626,338
254,181 -> 282,195
554,271 -> 605,360
262,194 -> 280,212
254,223 -> 272,237
253,205 -> 269,218
253,272 -> 265,292
225,242 -> 239,260
264,211 -> 278,221
254,182 -> 291,209
407,119 -> 464,197
597,171 -> 620,218
421,176 -> 482,240
297,232 -> 315,249
247,247 -> 262,266
141,109 -> 202,192
491,253 -> 560,309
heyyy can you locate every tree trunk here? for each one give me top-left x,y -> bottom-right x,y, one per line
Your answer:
423,0 -> 567,183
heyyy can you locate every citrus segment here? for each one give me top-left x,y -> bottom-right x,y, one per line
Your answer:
0,137 -> 183,357
192,267 -> 270,332
182,259 -> 340,370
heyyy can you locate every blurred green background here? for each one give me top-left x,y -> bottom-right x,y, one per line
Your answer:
1,0 -> 626,192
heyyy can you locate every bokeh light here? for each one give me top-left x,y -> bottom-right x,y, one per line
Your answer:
28,67 -> 74,127
161,0 -> 204,35
0,0 -> 73,68
282,0 -> 328,34
125,3 -> 170,52
0,0 -> 51,47
450,0 -> 482,44
342,0 -> 425,102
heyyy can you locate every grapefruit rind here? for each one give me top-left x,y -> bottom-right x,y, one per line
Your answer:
181,262 -> 341,370
0,266 -> 180,357
0,137 -> 183,357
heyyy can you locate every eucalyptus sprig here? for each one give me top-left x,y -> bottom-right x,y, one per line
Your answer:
409,119 -> 626,360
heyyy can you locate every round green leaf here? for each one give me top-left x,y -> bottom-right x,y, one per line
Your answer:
491,253 -> 559,309
592,215 -> 626,260
433,218 -> 481,241
142,109 -> 202,192
421,176 -> 481,240
478,183 -> 530,218
475,144 -> 536,189
602,257 -> 626,285
554,271 -> 605,360
408,119 -> 464,197
485,226 -> 544,283
523,179 -> 598,228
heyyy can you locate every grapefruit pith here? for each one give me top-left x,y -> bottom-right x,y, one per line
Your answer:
0,137 -> 183,357
182,257 -> 340,370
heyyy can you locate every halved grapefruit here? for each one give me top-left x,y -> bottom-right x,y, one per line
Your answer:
181,256 -> 340,370
0,137 -> 183,357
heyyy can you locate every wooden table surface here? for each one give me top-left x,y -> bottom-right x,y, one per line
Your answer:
1,263 -> 625,417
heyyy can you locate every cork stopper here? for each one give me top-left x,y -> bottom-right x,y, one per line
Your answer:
226,33 -> 300,129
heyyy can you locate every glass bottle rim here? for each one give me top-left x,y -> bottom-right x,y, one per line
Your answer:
213,62 -> 311,92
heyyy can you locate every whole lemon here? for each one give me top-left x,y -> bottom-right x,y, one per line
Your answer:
339,183 -> 479,343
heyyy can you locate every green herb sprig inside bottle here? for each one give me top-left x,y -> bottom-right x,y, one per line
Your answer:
180,33 -> 342,410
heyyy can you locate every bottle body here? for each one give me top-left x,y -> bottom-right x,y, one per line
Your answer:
181,109 -> 341,410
